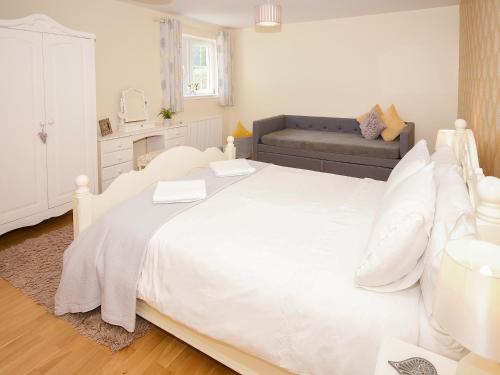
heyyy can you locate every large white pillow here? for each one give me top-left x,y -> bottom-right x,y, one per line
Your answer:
430,144 -> 458,183
356,162 -> 436,289
431,144 -> 457,165
420,166 -> 476,316
385,140 -> 430,195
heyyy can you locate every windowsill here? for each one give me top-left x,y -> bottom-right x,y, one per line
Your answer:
183,94 -> 218,101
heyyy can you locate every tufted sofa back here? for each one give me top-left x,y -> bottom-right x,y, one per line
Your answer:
285,115 -> 361,135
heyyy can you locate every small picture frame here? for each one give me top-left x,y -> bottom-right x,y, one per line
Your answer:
99,118 -> 112,136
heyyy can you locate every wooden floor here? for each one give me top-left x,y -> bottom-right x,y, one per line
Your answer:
0,213 -> 237,375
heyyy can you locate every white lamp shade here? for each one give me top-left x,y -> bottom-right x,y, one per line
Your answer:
255,3 -> 281,27
434,240 -> 500,362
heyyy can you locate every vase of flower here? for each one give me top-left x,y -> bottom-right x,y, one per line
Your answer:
158,107 -> 175,127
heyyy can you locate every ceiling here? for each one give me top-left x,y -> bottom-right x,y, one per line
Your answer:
129,0 -> 459,28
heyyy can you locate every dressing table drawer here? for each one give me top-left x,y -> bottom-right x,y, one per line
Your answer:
166,126 -> 186,139
101,161 -> 133,181
101,149 -> 133,168
166,136 -> 186,149
100,137 -> 133,154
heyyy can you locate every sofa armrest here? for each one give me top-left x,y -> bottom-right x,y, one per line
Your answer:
399,122 -> 415,157
252,115 -> 286,159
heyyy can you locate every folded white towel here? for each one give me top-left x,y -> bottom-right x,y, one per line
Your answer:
209,159 -> 256,177
153,180 -> 206,204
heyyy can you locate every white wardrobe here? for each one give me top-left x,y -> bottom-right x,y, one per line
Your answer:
0,15 -> 97,235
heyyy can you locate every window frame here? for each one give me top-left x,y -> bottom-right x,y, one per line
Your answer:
182,34 -> 218,99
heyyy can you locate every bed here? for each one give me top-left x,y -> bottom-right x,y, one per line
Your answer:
65,121 -> 500,375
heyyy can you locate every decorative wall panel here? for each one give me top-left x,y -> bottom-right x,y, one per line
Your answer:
458,0 -> 500,176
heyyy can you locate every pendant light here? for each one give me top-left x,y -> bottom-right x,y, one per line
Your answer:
255,1 -> 281,27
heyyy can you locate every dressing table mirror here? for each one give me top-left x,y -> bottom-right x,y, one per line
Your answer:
118,88 -> 155,132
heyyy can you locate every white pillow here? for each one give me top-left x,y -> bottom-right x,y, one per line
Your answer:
385,140 -> 430,195
356,162 -> 436,289
431,144 -> 457,165
420,167 -> 476,316
431,145 -> 459,183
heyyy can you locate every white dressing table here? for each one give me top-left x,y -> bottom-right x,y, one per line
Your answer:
98,123 -> 186,192
97,88 -> 187,192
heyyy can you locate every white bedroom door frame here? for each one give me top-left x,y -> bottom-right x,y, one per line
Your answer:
43,32 -> 97,208
0,28 -> 48,225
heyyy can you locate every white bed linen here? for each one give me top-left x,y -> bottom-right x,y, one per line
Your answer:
137,165 -> 421,375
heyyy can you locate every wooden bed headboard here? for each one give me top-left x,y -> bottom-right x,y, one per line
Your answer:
435,119 -> 500,245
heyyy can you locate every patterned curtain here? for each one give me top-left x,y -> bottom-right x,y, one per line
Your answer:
216,31 -> 234,107
160,19 -> 183,113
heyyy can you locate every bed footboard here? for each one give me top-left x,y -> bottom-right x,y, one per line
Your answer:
73,136 -> 236,237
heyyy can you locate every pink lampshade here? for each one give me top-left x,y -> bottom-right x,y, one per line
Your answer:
255,2 -> 281,27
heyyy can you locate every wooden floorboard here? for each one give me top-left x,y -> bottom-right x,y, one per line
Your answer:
0,213 -> 237,375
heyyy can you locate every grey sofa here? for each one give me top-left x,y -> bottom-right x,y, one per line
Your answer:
253,115 -> 415,180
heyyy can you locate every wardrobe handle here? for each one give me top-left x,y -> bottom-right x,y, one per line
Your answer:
47,120 -> 54,126
38,131 -> 48,144
38,122 -> 48,144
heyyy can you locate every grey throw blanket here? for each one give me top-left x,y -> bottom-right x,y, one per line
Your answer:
55,161 -> 267,332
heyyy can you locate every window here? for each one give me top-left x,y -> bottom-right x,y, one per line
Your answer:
182,35 -> 217,97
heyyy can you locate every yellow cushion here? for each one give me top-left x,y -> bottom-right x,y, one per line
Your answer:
356,104 -> 383,124
381,105 -> 406,141
232,121 -> 252,138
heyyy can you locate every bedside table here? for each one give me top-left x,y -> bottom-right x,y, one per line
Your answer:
375,337 -> 457,375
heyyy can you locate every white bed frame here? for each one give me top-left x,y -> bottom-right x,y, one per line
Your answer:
73,123 -> 500,375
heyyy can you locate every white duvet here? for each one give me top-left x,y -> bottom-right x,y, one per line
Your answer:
137,165 -> 421,375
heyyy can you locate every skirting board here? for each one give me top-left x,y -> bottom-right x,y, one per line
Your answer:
136,300 -> 292,375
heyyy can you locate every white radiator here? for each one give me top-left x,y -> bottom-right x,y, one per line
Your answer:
185,117 -> 223,151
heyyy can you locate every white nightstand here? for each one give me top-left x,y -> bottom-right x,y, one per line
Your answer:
375,337 -> 457,375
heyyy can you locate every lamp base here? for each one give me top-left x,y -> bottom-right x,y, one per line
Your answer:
457,353 -> 500,375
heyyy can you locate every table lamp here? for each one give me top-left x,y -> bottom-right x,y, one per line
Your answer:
434,239 -> 500,375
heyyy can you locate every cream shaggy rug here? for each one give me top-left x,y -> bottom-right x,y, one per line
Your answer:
0,223 -> 153,351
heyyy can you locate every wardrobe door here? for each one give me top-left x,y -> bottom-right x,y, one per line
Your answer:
43,33 -> 97,208
0,28 -> 48,225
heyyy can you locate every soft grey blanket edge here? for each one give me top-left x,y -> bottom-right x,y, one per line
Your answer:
55,161 -> 268,332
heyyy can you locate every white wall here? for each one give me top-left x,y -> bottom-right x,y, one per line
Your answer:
0,0 -> 226,131
228,6 -> 459,147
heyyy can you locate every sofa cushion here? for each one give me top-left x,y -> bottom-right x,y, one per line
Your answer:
381,104 -> 407,141
261,128 -> 401,159
359,107 -> 386,140
356,104 -> 383,124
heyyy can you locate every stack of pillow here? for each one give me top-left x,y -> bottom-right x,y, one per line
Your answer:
355,139 -> 476,356
356,104 -> 407,141
355,140 -> 476,298
356,140 -> 436,291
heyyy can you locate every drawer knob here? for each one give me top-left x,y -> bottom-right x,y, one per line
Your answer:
117,170 -> 122,174
117,144 -> 122,148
